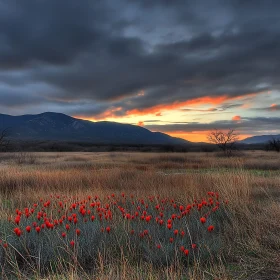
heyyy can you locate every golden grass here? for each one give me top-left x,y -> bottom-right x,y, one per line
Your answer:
0,151 -> 280,279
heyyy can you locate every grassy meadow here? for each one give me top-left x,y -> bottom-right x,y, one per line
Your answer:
0,151 -> 280,280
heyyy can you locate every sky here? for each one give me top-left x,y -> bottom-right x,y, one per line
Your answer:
0,0 -> 280,142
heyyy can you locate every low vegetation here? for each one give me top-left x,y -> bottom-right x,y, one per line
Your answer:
0,151 -> 280,279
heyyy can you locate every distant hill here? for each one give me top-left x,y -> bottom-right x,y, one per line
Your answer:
0,112 -> 190,145
240,134 -> 280,144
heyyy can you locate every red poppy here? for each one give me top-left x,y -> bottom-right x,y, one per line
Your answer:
200,217 -> 206,224
174,229 -> 178,235
76,229 -> 81,236
156,244 -> 161,249
145,216 -> 151,223
184,249 -> 189,256
14,216 -> 20,225
106,226 -> 111,233
35,226 -> 41,233
180,245 -> 185,252
207,225 -> 214,232
26,226 -> 31,233
70,240 -> 75,247
62,232 -> 66,238
192,243 -> 197,249
14,227 -> 21,236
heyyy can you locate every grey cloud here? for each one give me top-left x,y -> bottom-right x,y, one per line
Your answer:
254,105 -> 280,111
0,0 -> 280,117
145,117 -> 280,134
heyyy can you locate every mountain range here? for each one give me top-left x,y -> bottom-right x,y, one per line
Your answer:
0,112 -> 189,145
0,112 -> 278,145
240,134 -> 280,144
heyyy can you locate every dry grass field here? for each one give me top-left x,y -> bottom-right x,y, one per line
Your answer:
0,151 -> 280,280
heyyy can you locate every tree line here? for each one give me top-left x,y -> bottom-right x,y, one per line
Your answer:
0,128 -> 279,154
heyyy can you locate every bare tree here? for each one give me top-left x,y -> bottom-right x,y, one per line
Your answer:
0,128 -> 10,152
268,137 -> 280,153
207,129 -> 239,156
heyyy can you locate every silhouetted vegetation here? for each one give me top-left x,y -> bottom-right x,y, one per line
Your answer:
0,128 -> 10,152
208,129 -> 239,156
268,137 -> 280,152
2,139 -> 272,153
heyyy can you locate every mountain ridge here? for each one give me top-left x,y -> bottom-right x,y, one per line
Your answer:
240,134 -> 280,144
0,112 -> 190,145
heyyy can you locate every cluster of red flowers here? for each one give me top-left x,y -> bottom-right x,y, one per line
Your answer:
1,191 -> 227,256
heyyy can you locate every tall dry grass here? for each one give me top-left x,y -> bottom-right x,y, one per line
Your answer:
0,151 -> 279,279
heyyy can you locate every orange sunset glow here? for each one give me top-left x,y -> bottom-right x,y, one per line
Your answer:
72,90 -> 279,142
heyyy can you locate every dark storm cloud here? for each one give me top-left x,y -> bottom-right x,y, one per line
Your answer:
0,0 -> 280,116
145,117 -> 280,134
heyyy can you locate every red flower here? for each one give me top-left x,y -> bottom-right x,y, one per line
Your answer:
167,224 -> 172,230
3,243 -> 8,249
207,225 -> 214,232
76,229 -> 81,236
180,245 -> 185,252
192,243 -> 197,249
180,230 -> 185,237
156,244 -> 161,249
62,232 -> 66,238
14,216 -> 20,225
14,227 -> 21,236
35,226 -> 41,233
174,229 -> 178,235
70,240 -> 75,247
169,237 -> 174,243
184,249 -> 189,256
26,226 -> 31,233
65,224 -> 70,231
106,226 -> 111,233
145,215 -> 151,223
200,217 -> 206,224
